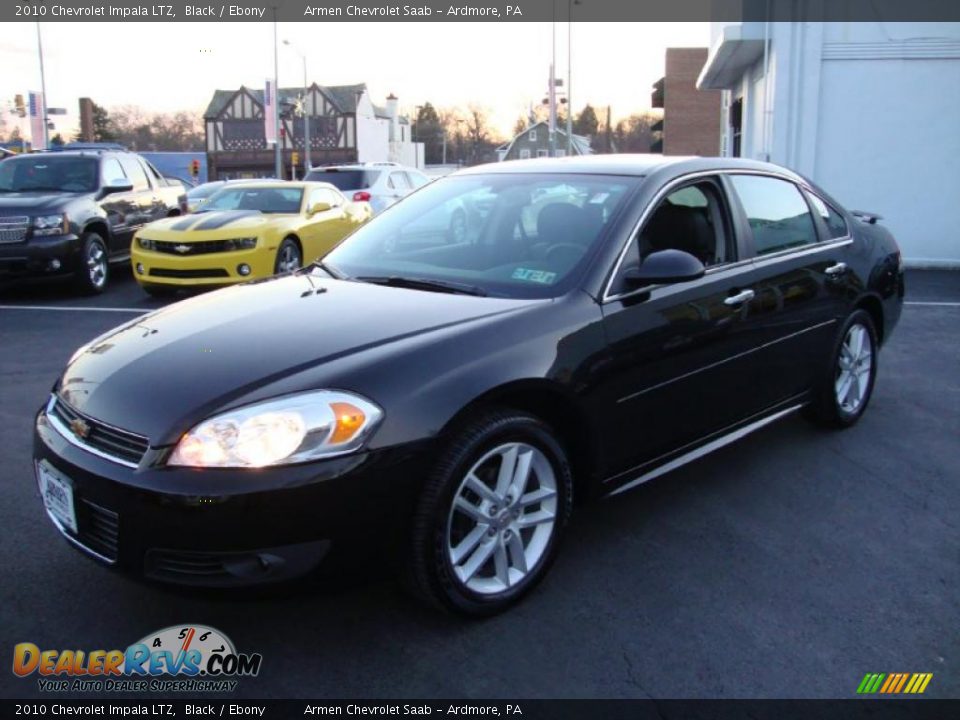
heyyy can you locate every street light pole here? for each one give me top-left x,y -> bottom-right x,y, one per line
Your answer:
566,0 -> 573,155
272,15 -> 282,178
283,40 -> 310,176
549,1 -> 557,158
35,22 -> 49,149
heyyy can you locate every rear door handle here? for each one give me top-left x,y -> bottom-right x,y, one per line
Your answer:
825,262 -> 847,276
724,289 -> 755,306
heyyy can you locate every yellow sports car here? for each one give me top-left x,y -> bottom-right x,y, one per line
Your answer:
131,181 -> 371,296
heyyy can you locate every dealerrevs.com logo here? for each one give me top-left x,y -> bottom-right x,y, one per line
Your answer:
13,624 -> 262,693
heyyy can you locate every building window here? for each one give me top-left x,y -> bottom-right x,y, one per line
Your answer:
519,148 -> 531,160
556,149 -> 566,158
537,149 -> 549,158
529,129 -> 537,141
730,97 -> 743,158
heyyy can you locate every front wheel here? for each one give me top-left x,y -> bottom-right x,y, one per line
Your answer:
274,237 -> 302,275
74,233 -> 109,295
806,309 -> 879,428
407,410 -> 573,616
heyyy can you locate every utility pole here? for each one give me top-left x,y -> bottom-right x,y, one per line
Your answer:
566,0 -> 573,155
272,14 -> 281,178
549,2 -> 557,158
283,39 -> 310,176
35,22 -> 49,149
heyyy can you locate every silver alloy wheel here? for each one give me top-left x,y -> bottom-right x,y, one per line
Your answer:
277,243 -> 301,273
835,322 -> 873,414
446,442 -> 558,595
87,241 -> 107,289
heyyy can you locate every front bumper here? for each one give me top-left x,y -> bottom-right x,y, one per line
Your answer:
33,406 -> 431,587
131,245 -> 275,287
0,232 -> 82,276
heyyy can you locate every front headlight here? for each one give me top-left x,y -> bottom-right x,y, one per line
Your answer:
222,237 -> 257,251
33,213 -> 67,236
167,390 -> 383,468
138,237 -> 156,251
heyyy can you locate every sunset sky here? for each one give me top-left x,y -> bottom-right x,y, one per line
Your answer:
0,21 -> 711,141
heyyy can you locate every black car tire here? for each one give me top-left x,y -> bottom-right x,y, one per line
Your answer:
806,309 -> 879,428
274,237 -> 302,275
140,284 -> 177,299
406,409 -> 573,616
73,232 -> 109,295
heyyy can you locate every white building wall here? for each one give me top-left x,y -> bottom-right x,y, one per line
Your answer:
354,92 -> 389,163
712,21 -> 960,265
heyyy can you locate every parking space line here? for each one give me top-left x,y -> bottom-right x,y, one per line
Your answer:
0,305 -> 149,314
904,301 -> 960,307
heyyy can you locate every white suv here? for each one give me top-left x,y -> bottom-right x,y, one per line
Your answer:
304,162 -> 429,215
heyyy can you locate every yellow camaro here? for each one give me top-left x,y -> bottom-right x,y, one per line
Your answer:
131,181 -> 371,296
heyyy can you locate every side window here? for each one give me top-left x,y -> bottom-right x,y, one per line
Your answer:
118,155 -> 149,192
806,192 -> 848,240
141,159 -> 164,186
635,181 -> 730,268
390,172 -> 411,191
729,175 -> 818,255
101,158 -> 126,185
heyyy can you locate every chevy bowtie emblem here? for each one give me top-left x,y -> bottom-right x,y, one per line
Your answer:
174,244 -> 192,254
69,417 -> 91,440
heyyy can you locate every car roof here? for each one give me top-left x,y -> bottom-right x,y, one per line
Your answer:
455,154 -> 805,183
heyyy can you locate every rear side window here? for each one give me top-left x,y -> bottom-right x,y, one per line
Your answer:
807,193 -> 848,240
304,169 -> 379,191
729,175 -> 818,255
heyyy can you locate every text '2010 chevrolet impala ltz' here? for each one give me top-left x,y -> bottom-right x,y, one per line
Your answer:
34,156 -> 903,615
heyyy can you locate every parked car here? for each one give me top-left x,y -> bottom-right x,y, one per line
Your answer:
304,162 -> 430,215
0,149 -> 186,293
33,156 -> 903,615
130,180 -> 371,296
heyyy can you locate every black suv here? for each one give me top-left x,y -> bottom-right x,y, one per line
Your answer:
0,148 -> 186,293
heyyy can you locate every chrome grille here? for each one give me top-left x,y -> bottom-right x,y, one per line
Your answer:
48,396 -> 149,467
0,216 -> 29,244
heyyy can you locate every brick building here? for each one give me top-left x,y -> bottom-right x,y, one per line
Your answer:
652,48 -> 722,156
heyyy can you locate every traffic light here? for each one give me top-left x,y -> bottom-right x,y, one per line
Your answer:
14,94 -> 25,118
291,151 -> 299,166
190,159 -> 200,178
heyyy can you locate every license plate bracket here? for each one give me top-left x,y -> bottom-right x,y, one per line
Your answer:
36,460 -> 78,534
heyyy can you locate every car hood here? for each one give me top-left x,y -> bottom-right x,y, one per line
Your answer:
0,192 -> 81,213
140,210 -> 279,240
59,273 -> 535,443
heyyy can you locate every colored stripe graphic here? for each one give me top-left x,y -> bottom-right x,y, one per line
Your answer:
857,673 -> 932,694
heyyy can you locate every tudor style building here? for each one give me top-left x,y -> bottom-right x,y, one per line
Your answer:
204,84 -> 422,179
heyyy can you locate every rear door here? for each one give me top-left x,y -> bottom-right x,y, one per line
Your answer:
721,173 -> 851,408
598,175 -> 769,478
117,154 -> 156,244
97,156 -> 139,254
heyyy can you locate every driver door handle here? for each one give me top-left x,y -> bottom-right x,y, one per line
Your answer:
825,262 -> 848,276
724,289 -> 755,306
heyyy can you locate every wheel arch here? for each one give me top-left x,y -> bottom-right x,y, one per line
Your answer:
440,379 -> 601,504
854,293 -> 885,346
82,219 -> 110,242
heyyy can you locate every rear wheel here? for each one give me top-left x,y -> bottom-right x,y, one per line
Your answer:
73,233 -> 109,295
407,410 -> 573,616
274,237 -> 302,275
806,309 -> 878,428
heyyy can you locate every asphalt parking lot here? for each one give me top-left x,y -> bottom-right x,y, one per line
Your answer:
1,268 -> 957,699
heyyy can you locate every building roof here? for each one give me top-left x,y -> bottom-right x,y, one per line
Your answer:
501,121 -> 594,159
203,84 -> 368,118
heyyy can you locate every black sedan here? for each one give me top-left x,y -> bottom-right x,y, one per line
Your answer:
33,156 -> 904,615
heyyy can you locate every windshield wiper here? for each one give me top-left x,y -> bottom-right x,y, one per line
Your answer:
355,275 -> 488,297
311,260 -> 344,279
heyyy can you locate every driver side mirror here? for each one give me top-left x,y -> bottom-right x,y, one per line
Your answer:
99,177 -> 133,197
308,201 -> 332,216
623,249 -> 705,287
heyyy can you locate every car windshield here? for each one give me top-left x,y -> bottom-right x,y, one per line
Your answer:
304,169 -> 380,191
323,173 -> 637,299
0,156 -> 99,193
198,186 -> 303,214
